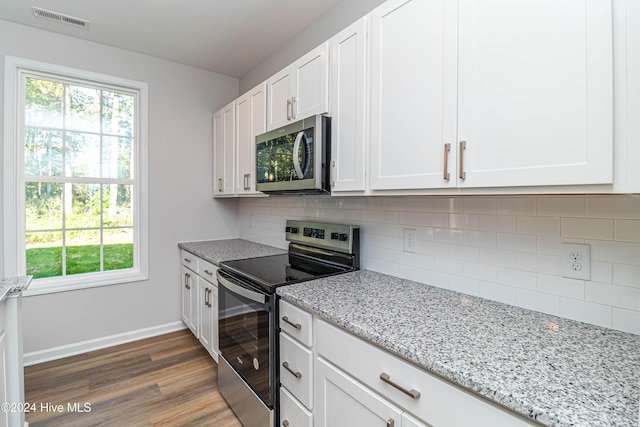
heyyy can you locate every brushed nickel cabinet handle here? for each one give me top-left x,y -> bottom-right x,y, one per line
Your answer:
459,140 -> 467,180
379,372 -> 420,399
443,143 -> 451,181
282,361 -> 302,379
281,316 -> 301,330
184,273 -> 191,290
204,269 -> 213,276
287,99 -> 292,121
291,96 -> 297,119
282,421 -> 289,427
204,287 -> 209,307
386,419 -> 395,427
207,288 -> 212,308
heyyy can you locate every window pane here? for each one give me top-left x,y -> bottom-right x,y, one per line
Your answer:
65,131 -> 101,177
24,128 -> 63,176
26,232 -> 63,279
65,230 -> 100,275
104,228 -> 133,271
65,85 -> 101,133
66,183 -> 101,229
25,182 -> 63,230
24,77 -> 63,128
102,136 -> 133,179
102,92 -> 134,137
103,184 -> 132,226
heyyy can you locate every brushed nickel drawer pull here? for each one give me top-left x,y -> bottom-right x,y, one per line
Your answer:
183,257 -> 192,263
443,143 -> 451,181
281,316 -> 301,330
282,361 -> 302,379
386,419 -> 395,427
204,269 -> 214,276
282,421 -> 289,427
459,140 -> 467,180
379,372 -> 420,399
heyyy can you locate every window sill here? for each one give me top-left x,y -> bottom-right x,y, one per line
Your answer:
23,270 -> 149,296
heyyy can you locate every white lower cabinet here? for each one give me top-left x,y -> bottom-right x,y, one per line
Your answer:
280,386 -> 313,427
179,251 -> 219,361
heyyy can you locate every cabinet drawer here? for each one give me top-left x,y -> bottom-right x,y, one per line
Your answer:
180,250 -> 197,270
280,332 -> 313,409
280,300 -> 313,346
316,320 -> 536,427
197,259 -> 218,284
280,386 -> 312,427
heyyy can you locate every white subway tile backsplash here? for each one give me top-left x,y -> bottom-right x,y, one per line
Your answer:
497,198 -> 537,216
562,218 -> 614,240
614,220 -> 640,242
537,197 -> 585,217
537,274 -> 585,299
516,289 -> 560,316
497,233 -> 537,253
559,298 -> 612,328
479,281 -> 517,305
238,195 -> 640,335
612,308 -> 640,335
517,216 -> 560,236
613,264 -> 640,288
586,196 -> 640,219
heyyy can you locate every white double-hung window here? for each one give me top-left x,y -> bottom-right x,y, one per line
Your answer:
3,57 -> 148,294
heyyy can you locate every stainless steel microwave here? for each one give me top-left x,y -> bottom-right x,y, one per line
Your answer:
256,115 -> 331,194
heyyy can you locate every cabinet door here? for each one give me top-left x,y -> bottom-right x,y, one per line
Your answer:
457,0 -> 613,188
236,83 -> 267,195
189,273 -> 199,337
369,0 -> 458,190
330,18 -> 367,193
267,67 -> 293,130
212,102 -> 235,196
180,266 -> 198,335
293,43 -> 329,121
315,358 -> 402,427
199,280 -> 213,352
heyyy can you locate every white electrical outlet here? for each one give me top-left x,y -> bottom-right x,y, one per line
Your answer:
561,243 -> 591,280
404,228 -> 417,253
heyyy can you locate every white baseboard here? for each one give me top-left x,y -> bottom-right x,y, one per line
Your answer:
24,321 -> 187,366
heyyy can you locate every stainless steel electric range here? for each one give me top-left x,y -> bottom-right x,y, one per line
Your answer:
216,219 -> 360,427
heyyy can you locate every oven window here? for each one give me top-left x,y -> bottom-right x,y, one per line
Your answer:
256,128 -> 314,184
218,281 -> 273,406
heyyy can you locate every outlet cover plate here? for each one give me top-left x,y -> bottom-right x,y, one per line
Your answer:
404,228 -> 417,253
561,243 -> 591,280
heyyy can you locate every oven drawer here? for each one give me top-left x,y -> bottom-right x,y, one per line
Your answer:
198,259 -> 217,284
316,319 -> 537,427
280,300 -> 313,346
280,386 -> 313,427
180,249 -> 197,270
280,332 -> 313,409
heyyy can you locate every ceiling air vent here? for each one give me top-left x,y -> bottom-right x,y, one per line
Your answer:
31,6 -> 90,29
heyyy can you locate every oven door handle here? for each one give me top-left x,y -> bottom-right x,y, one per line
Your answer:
217,271 -> 266,304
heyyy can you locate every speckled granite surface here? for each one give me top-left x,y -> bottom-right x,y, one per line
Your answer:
277,270 -> 640,427
0,275 -> 33,295
178,239 -> 286,266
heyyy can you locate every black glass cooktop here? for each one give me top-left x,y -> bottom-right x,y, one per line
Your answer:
219,253 -> 350,292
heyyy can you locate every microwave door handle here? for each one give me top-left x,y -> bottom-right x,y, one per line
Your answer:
293,131 -> 306,179
216,271 -> 266,304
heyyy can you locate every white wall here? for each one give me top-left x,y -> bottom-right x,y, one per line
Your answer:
0,19 -> 240,355
239,0 -> 387,93
238,195 -> 640,335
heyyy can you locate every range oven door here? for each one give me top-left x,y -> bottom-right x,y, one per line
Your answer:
217,269 -> 276,409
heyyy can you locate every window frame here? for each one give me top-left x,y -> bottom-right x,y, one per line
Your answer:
3,56 -> 149,296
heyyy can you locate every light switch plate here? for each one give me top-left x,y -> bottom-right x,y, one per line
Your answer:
561,243 -> 591,280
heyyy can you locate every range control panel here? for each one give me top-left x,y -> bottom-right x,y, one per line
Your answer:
285,220 -> 359,254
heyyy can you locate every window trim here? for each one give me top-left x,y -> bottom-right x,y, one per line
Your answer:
3,56 -> 149,296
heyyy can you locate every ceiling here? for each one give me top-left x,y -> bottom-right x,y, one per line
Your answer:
0,0 -> 342,78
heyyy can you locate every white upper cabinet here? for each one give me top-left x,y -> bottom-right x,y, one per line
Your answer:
330,17 -> 368,193
369,0 -> 458,190
457,0 -> 613,188
212,101 -> 235,197
267,43 -> 330,131
235,82 -> 267,195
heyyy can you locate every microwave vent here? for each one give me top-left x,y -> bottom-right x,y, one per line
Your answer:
31,6 -> 90,29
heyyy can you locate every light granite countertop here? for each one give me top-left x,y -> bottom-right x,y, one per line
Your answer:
277,270 -> 640,427
178,239 -> 287,266
0,276 -> 33,303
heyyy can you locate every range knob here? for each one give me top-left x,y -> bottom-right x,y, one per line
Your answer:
338,233 -> 348,242
330,232 -> 339,240
290,227 -> 299,234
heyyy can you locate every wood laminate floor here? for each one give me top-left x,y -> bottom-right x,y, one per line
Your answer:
24,329 -> 243,427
